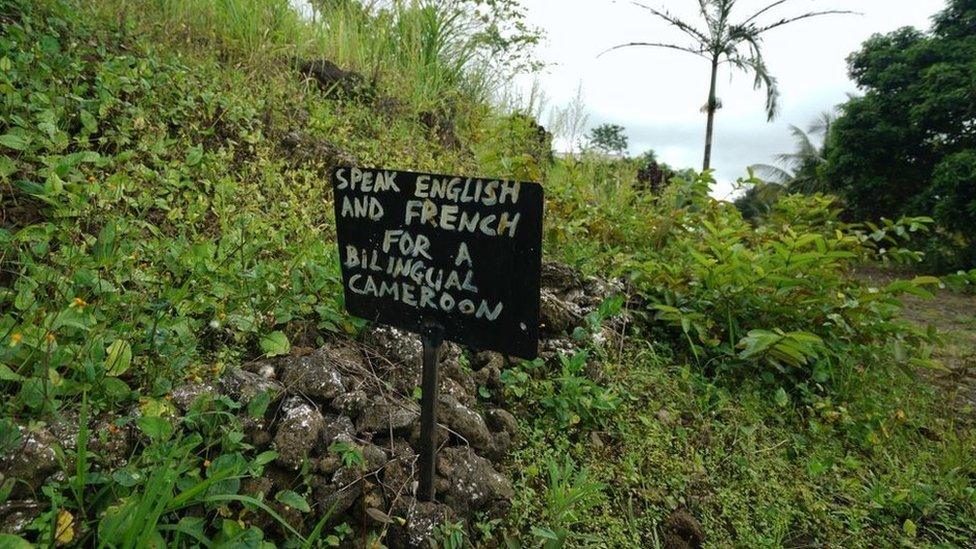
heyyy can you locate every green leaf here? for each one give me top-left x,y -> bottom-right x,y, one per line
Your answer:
0,364 -> 23,381
774,387 -> 789,408
253,450 -> 278,467
105,340 -> 132,376
259,331 -> 290,357
19,378 -> 45,409
186,145 -> 204,167
0,134 -> 27,151
903,519 -> 917,538
136,416 -> 173,441
275,490 -> 311,513
0,534 -> 33,548
247,390 -> 271,418
79,110 -> 97,132
530,526 -> 560,540
101,377 -> 131,401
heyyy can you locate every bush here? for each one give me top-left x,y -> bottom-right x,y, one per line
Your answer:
546,168 -> 940,394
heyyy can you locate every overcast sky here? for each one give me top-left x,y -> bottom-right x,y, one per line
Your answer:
513,0 -> 945,198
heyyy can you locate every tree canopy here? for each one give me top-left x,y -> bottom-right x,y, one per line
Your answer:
587,123 -> 629,156
825,0 -> 976,267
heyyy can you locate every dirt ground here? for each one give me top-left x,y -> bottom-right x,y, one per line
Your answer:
858,266 -> 976,419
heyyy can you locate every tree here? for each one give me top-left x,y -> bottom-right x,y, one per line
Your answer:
825,0 -> 976,268
751,111 -> 834,194
587,123 -> 629,156
602,1 -> 853,171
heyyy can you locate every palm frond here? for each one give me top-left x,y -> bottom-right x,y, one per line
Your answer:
750,163 -> 793,184
598,41 -> 709,60
629,2 -> 709,43
755,10 -> 860,35
741,0 -> 796,25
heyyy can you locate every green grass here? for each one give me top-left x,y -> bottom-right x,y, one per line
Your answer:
504,341 -> 976,547
1,0 -> 974,546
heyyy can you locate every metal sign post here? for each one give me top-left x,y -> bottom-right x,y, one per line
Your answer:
417,322 -> 444,501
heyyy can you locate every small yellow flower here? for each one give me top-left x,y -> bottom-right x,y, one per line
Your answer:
45,332 -> 56,344
9,333 -> 22,346
203,459 -> 212,468
72,297 -> 87,308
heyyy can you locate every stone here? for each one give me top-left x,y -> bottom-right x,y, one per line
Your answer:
170,381 -> 218,413
389,496 -> 456,547
440,376 -> 475,407
333,390 -> 369,418
539,289 -> 583,336
0,499 -> 44,535
296,58 -> 371,99
279,347 -> 350,403
0,425 -> 58,499
274,397 -> 325,469
362,443 -> 388,471
436,395 -> 492,451
355,395 -> 419,435
219,367 -> 284,404
472,351 -> 505,371
436,447 -> 514,514
485,408 -> 518,436
320,415 -> 356,448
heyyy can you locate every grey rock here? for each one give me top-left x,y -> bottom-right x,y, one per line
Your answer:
170,381 -> 218,413
437,395 -> 491,451
220,367 -> 284,404
320,415 -> 356,448
436,447 -> 514,515
333,390 -> 369,418
280,347 -> 350,403
0,426 -> 58,498
362,443 -> 388,471
0,499 -> 44,535
539,289 -> 583,336
472,351 -> 506,371
274,397 -> 325,469
389,496 -> 456,547
440,376 -> 475,407
355,395 -> 419,435
485,409 -> 518,436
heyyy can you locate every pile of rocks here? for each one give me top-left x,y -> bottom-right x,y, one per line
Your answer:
0,262 -> 625,544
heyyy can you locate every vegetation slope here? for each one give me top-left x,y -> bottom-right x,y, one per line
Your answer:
1,0 -> 975,547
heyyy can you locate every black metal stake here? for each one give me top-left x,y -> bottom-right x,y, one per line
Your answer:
417,322 -> 444,502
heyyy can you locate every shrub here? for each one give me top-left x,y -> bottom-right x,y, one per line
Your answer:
546,167 -> 940,394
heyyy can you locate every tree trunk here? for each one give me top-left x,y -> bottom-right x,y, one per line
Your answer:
702,56 -> 719,171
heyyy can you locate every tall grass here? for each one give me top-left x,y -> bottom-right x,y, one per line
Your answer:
110,0 -> 500,110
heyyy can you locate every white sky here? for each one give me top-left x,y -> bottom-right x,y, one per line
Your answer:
514,0 -> 945,198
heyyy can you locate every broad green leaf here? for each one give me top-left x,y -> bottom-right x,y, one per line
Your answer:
186,145 -> 204,166
0,134 -> 27,151
0,364 -> 23,381
0,534 -> 33,548
774,387 -> 789,407
105,339 -> 132,376
259,331 -> 290,357
137,415 -> 173,440
275,490 -> 310,513
247,390 -> 271,418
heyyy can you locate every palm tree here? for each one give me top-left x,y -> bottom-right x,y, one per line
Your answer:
601,1 -> 854,171
752,111 -> 834,193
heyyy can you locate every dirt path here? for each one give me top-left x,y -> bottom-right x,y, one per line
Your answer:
859,267 -> 976,418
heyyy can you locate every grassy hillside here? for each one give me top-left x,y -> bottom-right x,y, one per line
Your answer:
1,0 -> 975,547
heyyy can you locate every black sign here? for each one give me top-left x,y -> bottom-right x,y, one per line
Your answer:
331,166 -> 543,359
